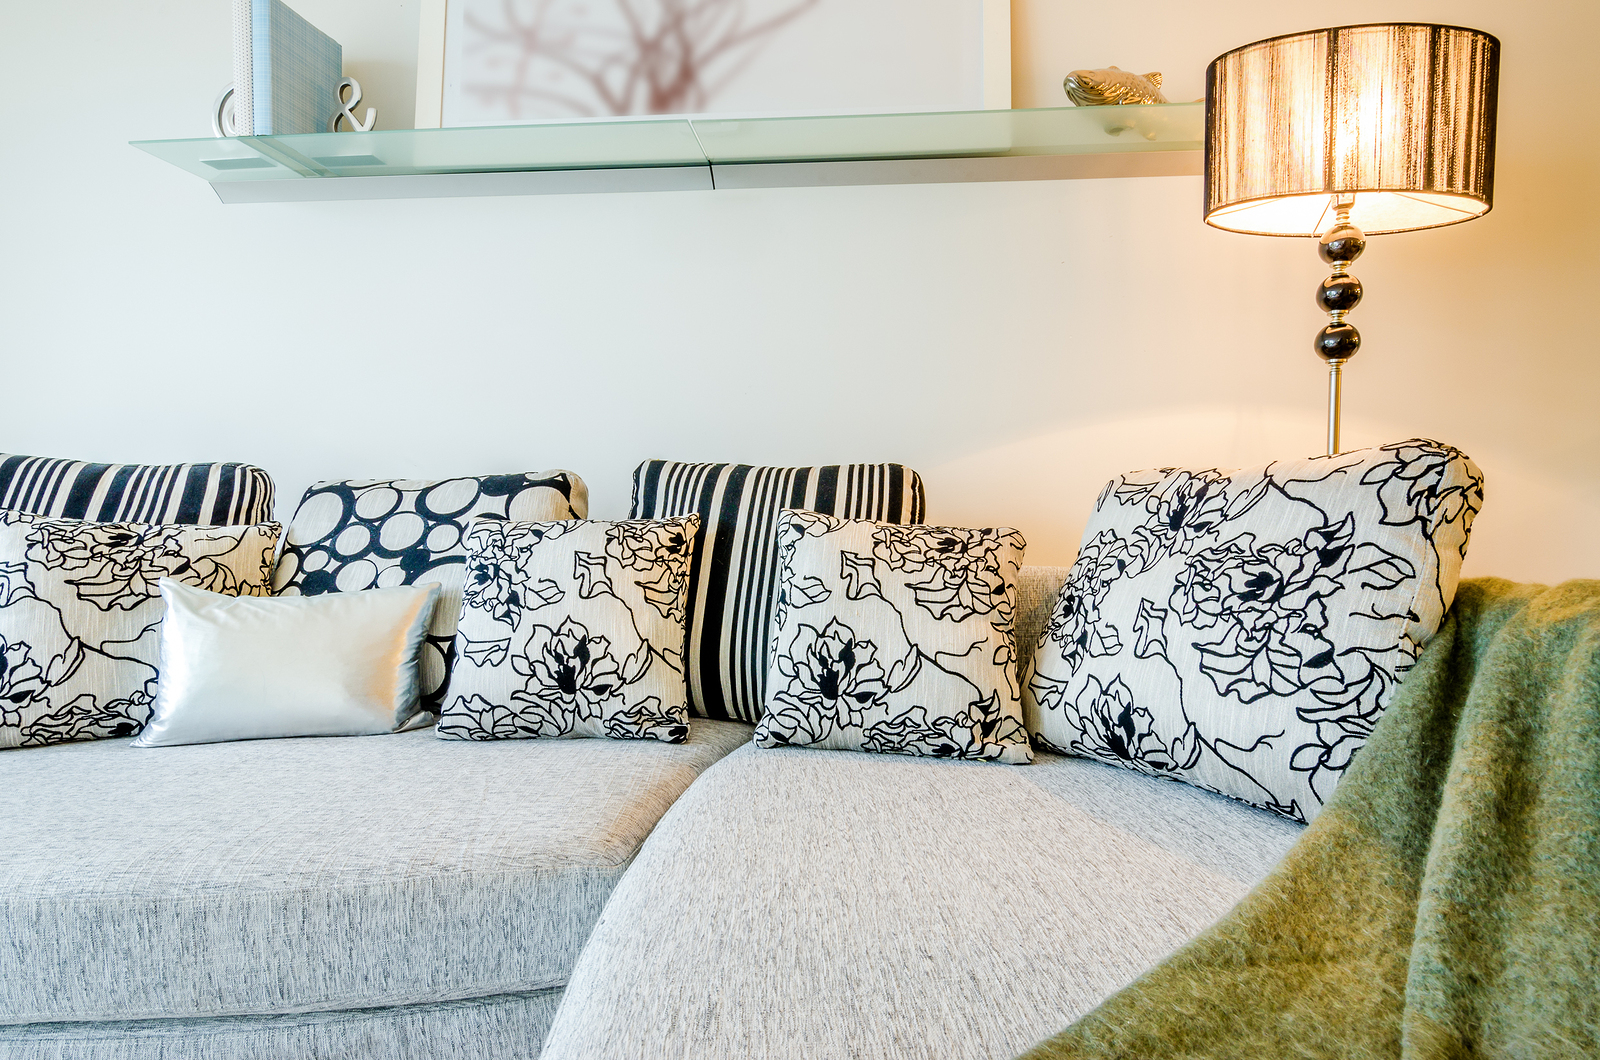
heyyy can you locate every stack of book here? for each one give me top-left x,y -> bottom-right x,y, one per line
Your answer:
232,0 -> 342,135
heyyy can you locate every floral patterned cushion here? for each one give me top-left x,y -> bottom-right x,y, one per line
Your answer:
0,512 -> 279,749
753,511 -> 1031,763
1024,439 -> 1484,822
273,472 -> 588,712
436,516 -> 700,743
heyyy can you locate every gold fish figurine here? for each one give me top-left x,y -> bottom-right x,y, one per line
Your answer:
1062,67 -> 1168,106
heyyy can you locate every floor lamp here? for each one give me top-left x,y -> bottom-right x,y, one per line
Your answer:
1204,23 -> 1500,455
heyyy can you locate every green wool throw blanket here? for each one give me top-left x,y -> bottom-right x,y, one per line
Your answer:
1018,578 -> 1600,1060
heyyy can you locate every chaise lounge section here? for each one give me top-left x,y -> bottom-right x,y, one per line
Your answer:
540,741 -> 1303,1060
536,568 -> 1306,1060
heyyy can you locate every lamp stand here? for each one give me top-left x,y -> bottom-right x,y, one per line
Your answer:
1313,196 -> 1365,455
1325,357 -> 1345,455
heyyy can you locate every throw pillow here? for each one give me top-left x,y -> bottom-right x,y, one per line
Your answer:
1024,438 -> 1484,822
135,580 -> 439,747
0,453 -> 275,526
753,510 -> 1031,763
0,513 -> 280,749
630,460 -> 926,722
273,471 -> 589,711
436,515 -> 700,743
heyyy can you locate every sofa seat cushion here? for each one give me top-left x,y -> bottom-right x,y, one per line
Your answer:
0,990 -> 563,1060
0,721 -> 752,1024
539,744 -> 1304,1060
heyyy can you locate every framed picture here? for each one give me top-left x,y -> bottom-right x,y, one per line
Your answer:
414,0 -> 1010,128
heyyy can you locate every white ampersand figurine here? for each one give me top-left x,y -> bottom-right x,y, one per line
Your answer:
329,78 -> 377,132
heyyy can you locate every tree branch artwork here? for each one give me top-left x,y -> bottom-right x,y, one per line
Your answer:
461,0 -> 824,119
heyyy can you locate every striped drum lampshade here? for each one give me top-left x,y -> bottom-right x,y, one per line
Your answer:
1204,24 -> 1500,454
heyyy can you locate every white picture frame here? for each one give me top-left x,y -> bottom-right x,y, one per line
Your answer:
414,0 -> 1010,128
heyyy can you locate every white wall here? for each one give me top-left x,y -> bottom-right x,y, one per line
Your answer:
2,0 -> 1596,583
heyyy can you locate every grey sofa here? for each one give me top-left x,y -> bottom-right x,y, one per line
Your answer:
0,565 -> 1304,1059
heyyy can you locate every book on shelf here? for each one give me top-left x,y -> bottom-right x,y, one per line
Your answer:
231,0 -> 342,135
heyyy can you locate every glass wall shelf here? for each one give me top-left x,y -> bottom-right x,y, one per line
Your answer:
132,103 -> 1202,203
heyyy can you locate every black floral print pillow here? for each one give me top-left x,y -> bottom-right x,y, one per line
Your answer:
436,515 -> 699,743
0,512 -> 279,749
1024,439 -> 1484,823
753,511 -> 1031,763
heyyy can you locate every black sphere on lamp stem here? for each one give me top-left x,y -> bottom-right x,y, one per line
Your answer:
1314,197 -> 1365,456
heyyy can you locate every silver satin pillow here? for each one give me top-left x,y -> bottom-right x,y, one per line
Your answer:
135,579 -> 440,747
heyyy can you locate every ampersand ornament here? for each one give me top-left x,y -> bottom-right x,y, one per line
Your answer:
329,78 -> 377,133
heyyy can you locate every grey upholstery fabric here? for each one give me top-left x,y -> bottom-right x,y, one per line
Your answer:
0,990 -> 561,1060
1015,565 -> 1069,674
0,721 -> 752,1024
540,743 -> 1303,1060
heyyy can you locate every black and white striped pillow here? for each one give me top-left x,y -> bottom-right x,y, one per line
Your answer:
631,460 -> 926,723
0,453 -> 275,526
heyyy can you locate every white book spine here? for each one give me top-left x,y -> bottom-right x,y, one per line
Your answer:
231,0 -> 254,135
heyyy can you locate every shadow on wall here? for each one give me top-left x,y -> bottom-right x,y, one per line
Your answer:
921,406 -> 1596,585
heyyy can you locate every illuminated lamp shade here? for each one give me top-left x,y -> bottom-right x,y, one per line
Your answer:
1205,23 -> 1500,454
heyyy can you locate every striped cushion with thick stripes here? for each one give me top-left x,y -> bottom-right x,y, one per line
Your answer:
0,454 -> 275,526
631,461 -> 926,722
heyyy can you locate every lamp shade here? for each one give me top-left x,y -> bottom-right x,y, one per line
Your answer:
1205,23 -> 1499,237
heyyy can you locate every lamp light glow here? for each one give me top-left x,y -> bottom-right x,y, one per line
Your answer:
1206,23 -> 1499,237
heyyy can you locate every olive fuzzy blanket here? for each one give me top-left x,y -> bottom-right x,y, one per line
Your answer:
1018,578 -> 1600,1060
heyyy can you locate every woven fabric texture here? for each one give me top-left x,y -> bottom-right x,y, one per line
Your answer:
0,454 -> 274,527
0,721 -> 751,1024
1018,579 -> 1600,1060
539,742 -> 1302,1060
0,989 -> 560,1060
1015,566 -> 1070,675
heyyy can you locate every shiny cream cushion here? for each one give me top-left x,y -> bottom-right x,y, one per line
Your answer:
135,579 -> 439,747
